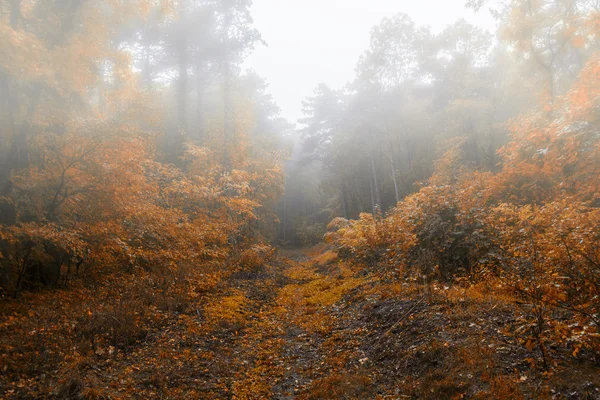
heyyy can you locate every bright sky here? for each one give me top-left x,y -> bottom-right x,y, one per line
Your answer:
243,0 -> 495,123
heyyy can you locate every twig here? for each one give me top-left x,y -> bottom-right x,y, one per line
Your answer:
383,298 -> 425,337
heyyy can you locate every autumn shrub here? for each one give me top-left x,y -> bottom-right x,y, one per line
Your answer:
325,212 -> 408,267
325,57 -> 600,369
235,243 -> 276,272
297,219 -> 327,246
486,200 -> 600,361
1,135 -> 281,295
74,276 -> 166,354
401,185 -> 490,280
0,123 -> 281,395
78,304 -> 147,353
328,181 -> 600,364
0,224 -> 86,296
123,263 -> 191,318
326,181 -> 493,281
57,377 -> 85,400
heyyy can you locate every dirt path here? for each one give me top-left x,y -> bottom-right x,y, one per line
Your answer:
192,249 -> 600,400
88,248 -> 347,399
197,249 -> 337,399
158,247 -> 372,399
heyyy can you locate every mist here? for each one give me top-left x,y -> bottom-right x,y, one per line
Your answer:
245,0 -> 496,121
1,0 -> 599,398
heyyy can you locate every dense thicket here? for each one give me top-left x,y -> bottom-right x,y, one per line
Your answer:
314,0 -> 600,366
0,0 -> 288,295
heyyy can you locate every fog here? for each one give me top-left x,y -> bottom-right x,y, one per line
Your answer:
1,1 -> 600,397
1,0 -> 598,259
245,0 -> 496,121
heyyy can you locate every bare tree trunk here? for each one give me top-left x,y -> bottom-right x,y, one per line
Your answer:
195,66 -> 204,145
1,1 -> 21,194
340,187 -> 348,219
282,195 -> 287,243
223,62 -> 231,169
0,73 -> 11,196
282,175 -> 287,243
176,0 -> 188,135
352,185 -> 365,216
384,129 -> 399,204
9,0 -> 22,28
488,134 -> 495,171
389,156 -> 399,204
98,62 -> 106,114
14,85 -> 40,170
222,9 -> 233,171
369,173 -> 376,214
370,137 -> 381,213
177,40 -> 188,134
406,139 -> 413,171
145,42 -> 152,90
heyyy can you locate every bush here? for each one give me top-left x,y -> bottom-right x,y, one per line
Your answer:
236,244 -> 275,272
298,220 -> 327,246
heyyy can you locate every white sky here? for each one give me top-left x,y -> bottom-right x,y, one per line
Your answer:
243,0 -> 495,123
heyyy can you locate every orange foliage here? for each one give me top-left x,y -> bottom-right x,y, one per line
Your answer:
0,0 -> 285,295
0,1 -> 284,396
327,55 -> 600,365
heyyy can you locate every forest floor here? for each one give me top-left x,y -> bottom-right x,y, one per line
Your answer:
1,245 -> 600,399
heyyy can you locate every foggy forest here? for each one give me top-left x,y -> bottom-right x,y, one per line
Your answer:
1,0 -> 599,398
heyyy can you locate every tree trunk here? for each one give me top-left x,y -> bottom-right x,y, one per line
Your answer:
177,38 -> 188,134
0,73 -> 11,196
196,66 -> 205,145
222,9 -> 233,171
369,173 -> 376,214
144,41 -> 152,90
488,134 -> 495,171
10,0 -> 21,28
177,0 -> 188,135
340,187 -> 348,219
370,138 -> 381,213
282,176 -> 287,243
386,131 -> 400,204
352,186 -> 365,216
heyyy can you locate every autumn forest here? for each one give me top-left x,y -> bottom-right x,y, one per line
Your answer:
0,0 -> 599,398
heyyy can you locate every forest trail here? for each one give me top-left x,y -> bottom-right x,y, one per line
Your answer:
69,247 -> 373,399
3,232 -> 600,399
216,250 -> 338,399
165,247 -> 599,400
160,248 -> 373,399
3,246 -> 599,399
195,249 -> 329,399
